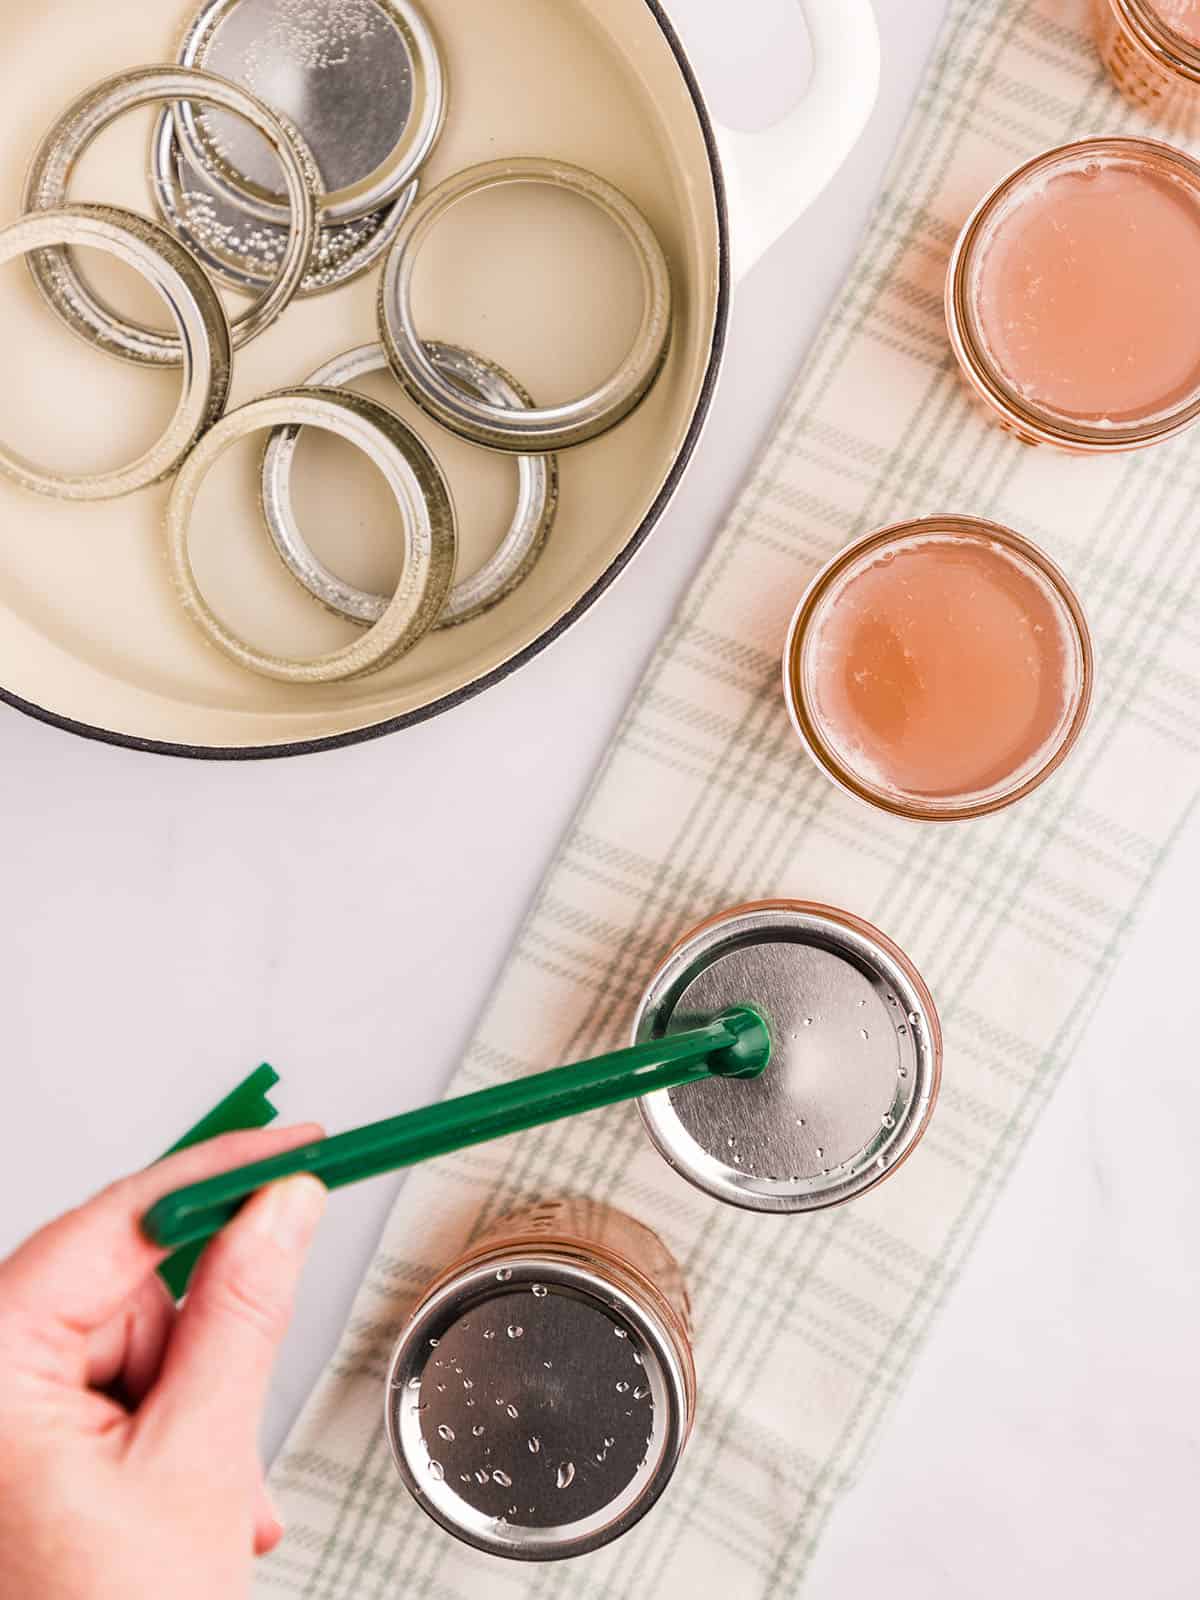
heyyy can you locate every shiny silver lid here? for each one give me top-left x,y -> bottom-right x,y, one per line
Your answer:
385,1252 -> 690,1560
636,902 -> 941,1213
173,0 -> 446,226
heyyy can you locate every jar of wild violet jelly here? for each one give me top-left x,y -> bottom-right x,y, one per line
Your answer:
384,1197 -> 695,1562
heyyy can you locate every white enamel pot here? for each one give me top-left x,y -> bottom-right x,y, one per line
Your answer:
0,0 -> 879,757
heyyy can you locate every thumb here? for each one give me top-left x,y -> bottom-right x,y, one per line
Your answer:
143,1175 -> 326,1456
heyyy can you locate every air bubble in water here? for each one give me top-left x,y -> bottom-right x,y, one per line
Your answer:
557,1462 -> 576,1490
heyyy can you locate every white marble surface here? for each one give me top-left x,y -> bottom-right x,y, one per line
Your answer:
2,2 -> 1197,1595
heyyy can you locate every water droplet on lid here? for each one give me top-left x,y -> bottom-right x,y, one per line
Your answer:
543,1360 -> 552,1369
496,1267 -> 513,1282
437,1424 -> 455,1442
531,1284 -> 547,1298
429,1461 -> 444,1482
483,1329 -> 495,1340
887,994 -> 898,1006
407,1376 -> 421,1392
595,1451 -> 606,1463
616,1380 -> 630,1393
428,1337 -> 439,1348
466,1398 -> 476,1407
463,1378 -> 474,1390
506,1404 -> 519,1419
556,1462 -> 576,1490
632,1351 -> 643,1366
726,1135 -> 735,1148
493,1470 -> 512,1488
507,1325 -> 524,1340
409,1402 -> 426,1415
613,1327 -> 627,1340
604,1436 -> 615,1448
860,1028 -> 870,1041
472,1424 -> 485,1437
459,1473 -> 470,1483
882,1114 -> 895,1129
803,1017 -> 813,1027
908,1011 -> 921,1027
633,1385 -> 650,1400
475,1468 -> 490,1486
508,1504 -> 518,1517
897,1023 -> 907,1036
796,1115 -> 806,1126
815,1146 -> 824,1159
435,1383 -> 445,1393
876,1156 -> 886,1169
857,998 -> 866,1008
528,1436 -> 541,1454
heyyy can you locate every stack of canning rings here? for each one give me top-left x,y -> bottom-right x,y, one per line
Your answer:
0,0 -> 674,684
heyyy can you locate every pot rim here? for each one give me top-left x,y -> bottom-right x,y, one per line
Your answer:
0,0 -> 732,762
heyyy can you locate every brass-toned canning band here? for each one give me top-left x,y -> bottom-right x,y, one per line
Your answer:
379,158 -> 673,453
166,388 -> 457,683
0,205 -> 232,502
23,66 -> 320,366
174,0 -> 447,227
260,342 -> 559,628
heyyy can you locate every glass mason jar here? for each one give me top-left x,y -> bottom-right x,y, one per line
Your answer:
384,1196 -> 695,1561
946,136 -> 1200,451
1094,0 -> 1200,131
782,517 -> 1093,822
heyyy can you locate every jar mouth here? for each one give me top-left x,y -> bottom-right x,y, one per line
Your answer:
947,137 -> 1200,450
782,517 -> 1094,822
1115,0 -> 1200,78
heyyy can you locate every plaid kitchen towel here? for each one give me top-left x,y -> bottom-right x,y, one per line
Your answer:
259,2 -> 1200,1594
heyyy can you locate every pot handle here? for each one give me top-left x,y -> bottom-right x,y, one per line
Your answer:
717,0 -> 880,282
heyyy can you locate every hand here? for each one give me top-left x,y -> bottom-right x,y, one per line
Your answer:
0,1127 -> 327,1600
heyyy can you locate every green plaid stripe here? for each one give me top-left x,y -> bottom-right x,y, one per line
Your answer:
258,1 -> 1200,1593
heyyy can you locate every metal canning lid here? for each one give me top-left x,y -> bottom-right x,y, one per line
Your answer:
0,204 -> 231,502
385,1250 -> 691,1561
635,901 -> 941,1213
150,108 -> 417,299
165,387 -> 456,683
379,158 -> 674,453
260,342 -> 559,628
23,66 -> 319,366
174,0 -> 446,227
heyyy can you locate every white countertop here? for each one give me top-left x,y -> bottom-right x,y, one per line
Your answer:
3,3 -> 1197,1594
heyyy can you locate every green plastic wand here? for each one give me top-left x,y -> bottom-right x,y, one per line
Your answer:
143,1006 -> 771,1256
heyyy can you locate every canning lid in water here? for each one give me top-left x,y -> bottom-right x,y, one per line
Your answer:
636,901 -> 941,1212
385,1216 -> 694,1560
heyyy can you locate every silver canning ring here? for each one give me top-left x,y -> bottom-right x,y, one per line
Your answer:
23,66 -> 320,365
174,0 -> 446,227
167,387 -> 456,683
0,205 -> 231,501
260,342 -> 558,628
378,158 -> 673,453
150,108 -> 418,299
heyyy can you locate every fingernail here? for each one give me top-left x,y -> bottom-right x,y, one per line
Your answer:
252,1175 -> 327,1252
